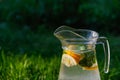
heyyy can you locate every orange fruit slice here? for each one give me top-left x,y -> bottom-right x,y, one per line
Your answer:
82,63 -> 98,70
64,50 -> 84,63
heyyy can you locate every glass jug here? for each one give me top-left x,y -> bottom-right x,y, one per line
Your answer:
54,26 -> 110,80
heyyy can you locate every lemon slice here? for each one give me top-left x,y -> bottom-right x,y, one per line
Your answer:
62,54 -> 77,67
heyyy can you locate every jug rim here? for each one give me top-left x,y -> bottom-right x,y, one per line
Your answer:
54,26 -> 98,35
54,28 -> 99,41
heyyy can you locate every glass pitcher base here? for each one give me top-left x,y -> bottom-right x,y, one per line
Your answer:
58,64 -> 101,80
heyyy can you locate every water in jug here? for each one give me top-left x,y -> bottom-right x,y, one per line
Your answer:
54,26 -> 110,80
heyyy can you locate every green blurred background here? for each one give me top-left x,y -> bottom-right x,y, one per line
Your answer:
0,0 -> 120,80
0,0 -> 120,34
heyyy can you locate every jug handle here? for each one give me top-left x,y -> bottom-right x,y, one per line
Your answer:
97,37 -> 110,73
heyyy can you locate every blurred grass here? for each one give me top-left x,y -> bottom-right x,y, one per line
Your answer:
0,51 -> 61,80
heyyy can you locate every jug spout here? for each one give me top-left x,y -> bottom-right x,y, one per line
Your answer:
54,25 -> 91,41
54,25 -> 77,41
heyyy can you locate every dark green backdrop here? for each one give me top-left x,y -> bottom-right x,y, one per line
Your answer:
0,0 -> 120,35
